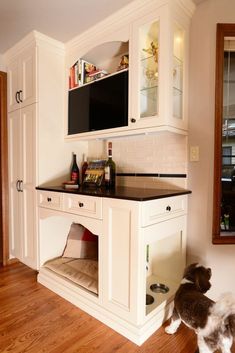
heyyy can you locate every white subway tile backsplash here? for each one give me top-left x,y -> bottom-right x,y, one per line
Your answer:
88,132 -> 187,189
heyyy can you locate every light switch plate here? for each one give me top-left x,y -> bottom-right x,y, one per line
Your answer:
190,146 -> 199,161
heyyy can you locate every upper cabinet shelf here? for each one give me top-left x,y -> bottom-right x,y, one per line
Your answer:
65,0 -> 195,140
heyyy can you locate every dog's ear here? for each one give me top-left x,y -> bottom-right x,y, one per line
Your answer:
183,264 -> 211,293
194,267 -> 212,293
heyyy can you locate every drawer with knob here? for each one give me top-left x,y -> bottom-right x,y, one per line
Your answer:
38,191 -> 64,211
141,195 -> 187,227
63,194 -> 102,219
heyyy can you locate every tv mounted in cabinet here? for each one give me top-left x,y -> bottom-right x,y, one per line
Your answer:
68,70 -> 128,135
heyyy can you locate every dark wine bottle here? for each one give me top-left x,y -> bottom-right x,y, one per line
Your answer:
104,142 -> 116,188
81,154 -> 88,183
71,153 -> 79,184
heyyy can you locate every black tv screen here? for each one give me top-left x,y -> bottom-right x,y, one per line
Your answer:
68,70 -> 128,135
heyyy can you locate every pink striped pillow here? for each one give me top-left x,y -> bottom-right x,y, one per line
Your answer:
62,223 -> 98,259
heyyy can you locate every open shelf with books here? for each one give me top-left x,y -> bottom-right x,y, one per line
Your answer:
68,41 -> 129,90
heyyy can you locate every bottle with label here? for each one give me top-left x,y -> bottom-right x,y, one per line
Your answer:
104,142 -> 116,188
71,153 -> 79,185
81,154 -> 88,183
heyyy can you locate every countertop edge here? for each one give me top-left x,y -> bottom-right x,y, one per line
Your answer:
36,186 -> 191,202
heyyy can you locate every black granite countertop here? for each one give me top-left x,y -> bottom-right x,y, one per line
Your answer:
36,185 -> 191,202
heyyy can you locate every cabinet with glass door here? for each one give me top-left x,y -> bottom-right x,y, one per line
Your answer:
130,6 -> 189,132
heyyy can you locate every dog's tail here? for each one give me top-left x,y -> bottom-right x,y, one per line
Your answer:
210,293 -> 235,337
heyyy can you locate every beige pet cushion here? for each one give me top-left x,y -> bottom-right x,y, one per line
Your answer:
44,257 -> 98,294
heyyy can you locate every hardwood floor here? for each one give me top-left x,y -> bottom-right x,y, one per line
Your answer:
0,263 -> 234,353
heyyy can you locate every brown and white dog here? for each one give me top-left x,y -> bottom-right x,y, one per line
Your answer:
165,263 -> 235,353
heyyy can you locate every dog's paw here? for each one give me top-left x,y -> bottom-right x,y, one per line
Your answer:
165,319 -> 181,334
165,325 -> 177,334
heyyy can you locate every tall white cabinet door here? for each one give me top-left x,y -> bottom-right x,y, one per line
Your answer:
103,198 -> 139,323
21,105 -> 37,269
20,47 -> 37,109
8,109 -> 22,259
8,59 -> 20,112
8,105 -> 37,269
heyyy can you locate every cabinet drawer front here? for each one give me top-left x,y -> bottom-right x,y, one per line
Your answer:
64,194 -> 102,219
38,191 -> 63,210
141,195 -> 187,226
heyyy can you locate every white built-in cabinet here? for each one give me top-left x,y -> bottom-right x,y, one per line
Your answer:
37,190 -> 188,345
7,42 -> 37,268
65,0 -> 195,140
6,31 -> 78,269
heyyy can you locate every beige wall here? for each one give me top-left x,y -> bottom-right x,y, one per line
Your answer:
0,55 -> 6,71
188,0 -> 235,299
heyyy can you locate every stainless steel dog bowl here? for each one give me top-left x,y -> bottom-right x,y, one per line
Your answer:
146,294 -> 154,305
150,283 -> 169,294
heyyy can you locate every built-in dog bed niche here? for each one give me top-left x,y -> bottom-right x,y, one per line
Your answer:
43,223 -> 98,295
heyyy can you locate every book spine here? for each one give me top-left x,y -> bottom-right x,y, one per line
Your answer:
78,59 -> 82,86
74,61 -> 78,87
80,59 -> 85,85
70,65 -> 75,88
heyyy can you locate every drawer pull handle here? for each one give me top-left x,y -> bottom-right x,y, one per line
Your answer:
47,197 -> 52,202
79,202 -> 84,207
166,205 -> 171,211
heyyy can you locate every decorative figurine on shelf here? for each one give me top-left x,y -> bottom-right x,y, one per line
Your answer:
117,54 -> 129,71
143,41 -> 158,63
84,62 -> 96,74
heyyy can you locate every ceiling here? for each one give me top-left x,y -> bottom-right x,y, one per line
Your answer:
0,0 -> 202,55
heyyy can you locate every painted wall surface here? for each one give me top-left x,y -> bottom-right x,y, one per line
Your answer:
0,55 -> 6,71
188,0 -> 235,299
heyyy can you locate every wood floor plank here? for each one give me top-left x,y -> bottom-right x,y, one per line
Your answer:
0,262 -> 234,353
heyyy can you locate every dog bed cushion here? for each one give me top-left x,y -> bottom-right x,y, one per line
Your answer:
43,256 -> 98,294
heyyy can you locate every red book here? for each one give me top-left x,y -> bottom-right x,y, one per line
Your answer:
70,65 -> 75,88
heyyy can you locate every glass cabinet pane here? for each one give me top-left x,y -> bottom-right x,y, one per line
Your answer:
221,39 -> 235,233
139,20 -> 159,118
173,25 -> 184,119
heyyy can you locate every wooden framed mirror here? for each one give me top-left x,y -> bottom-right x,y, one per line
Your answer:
213,23 -> 235,244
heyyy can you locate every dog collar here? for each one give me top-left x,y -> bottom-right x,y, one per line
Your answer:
181,278 -> 194,285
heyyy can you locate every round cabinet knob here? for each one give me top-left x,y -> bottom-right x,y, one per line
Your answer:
47,197 -> 52,202
166,205 -> 171,211
79,202 -> 84,207
131,118 -> 136,123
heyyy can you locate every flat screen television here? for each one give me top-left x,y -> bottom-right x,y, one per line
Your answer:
68,70 -> 128,135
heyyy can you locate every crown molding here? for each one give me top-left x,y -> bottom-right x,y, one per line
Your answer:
4,30 -> 65,61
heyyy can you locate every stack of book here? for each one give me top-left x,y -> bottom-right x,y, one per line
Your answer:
69,59 -> 108,89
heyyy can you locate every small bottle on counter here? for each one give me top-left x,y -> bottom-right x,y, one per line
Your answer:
81,154 -> 88,183
104,142 -> 116,188
71,153 -> 79,185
